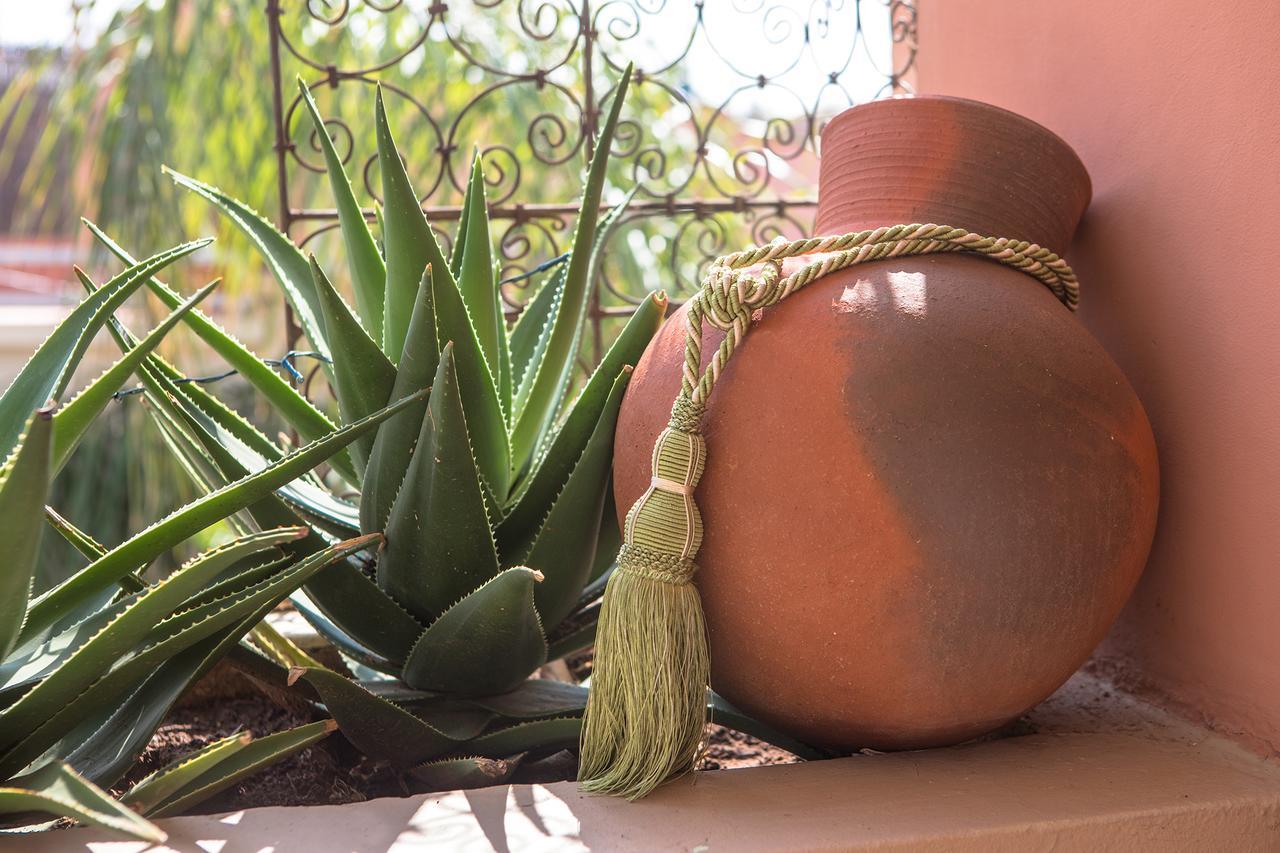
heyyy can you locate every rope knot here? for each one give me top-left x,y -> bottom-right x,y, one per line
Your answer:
699,258 -> 784,332
618,543 -> 698,585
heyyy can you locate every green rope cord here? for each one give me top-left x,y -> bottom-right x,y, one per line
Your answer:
579,223 -> 1079,800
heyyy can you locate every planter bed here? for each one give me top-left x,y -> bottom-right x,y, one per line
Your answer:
13,671 -> 1280,851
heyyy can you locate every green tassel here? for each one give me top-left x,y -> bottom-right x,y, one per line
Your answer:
579,403 -> 709,799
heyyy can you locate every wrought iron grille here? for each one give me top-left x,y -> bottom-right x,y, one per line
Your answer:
265,0 -> 916,353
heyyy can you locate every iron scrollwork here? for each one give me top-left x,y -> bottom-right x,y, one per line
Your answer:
265,0 -> 916,351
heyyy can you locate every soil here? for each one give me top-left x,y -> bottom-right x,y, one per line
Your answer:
130,655 -> 802,815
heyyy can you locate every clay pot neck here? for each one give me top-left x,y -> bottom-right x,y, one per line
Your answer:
815,95 -> 1091,252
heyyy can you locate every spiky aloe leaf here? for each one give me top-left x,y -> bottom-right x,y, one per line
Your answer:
376,85 -> 451,363
54,635 -> 246,787
469,717 -> 581,758
464,679 -> 588,719
708,693 -> 827,761
509,65 -> 633,466
360,264 -> 437,534
142,720 -> 336,818
50,280 -> 217,471
135,369 -> 422,664
0,762 -> 165,842
120,731 -> 249,815
0,529 -> 304,754
78,266 -> 290,470
288,665 -> 458,767
53,541 -> 357,789
508,260 -> 563,394
410,755 -> 520,790
495,259 -> 513,409
432,239 -> 510,500
380,344 -> 500,622
400,567 -> 548,695
288,591 -> 401,674
22,388 -> 426,641
0,408 -> 52,660
456,153 -> 503,381
165,167 -> 331,362
546,617 -> 598,662
44,507 -> 111,565
297,78 -> 386,339
0,238 -> 210,460
0,535 -> 377,780
83,220 -> 356,485
500,289 -> 664,546
519,368 -> 631,629
246,617 -> 324,671
309,257 -> 396,473
508,186 -> 636,400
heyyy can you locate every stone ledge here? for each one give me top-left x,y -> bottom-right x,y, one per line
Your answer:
10,673 -> 1280,852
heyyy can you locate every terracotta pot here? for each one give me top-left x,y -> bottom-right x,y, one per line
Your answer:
612,96 -> 1159,751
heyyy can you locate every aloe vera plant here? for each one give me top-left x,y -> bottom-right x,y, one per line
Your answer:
0,252 -> 426,839
77,67 -> 663,779
106,67 -> 820,785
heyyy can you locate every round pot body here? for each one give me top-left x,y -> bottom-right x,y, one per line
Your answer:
612,96 -> 1159,751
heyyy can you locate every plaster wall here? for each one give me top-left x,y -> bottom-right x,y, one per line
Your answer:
916,1 -> 1280,752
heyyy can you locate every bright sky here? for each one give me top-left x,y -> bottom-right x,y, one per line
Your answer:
0,0 -> 124,46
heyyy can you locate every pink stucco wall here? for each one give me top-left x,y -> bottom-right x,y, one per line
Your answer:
916,1 -> 1280,752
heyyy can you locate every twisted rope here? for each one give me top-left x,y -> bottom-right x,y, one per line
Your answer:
682,223 -> 1078,404
580,222 -> 1079,800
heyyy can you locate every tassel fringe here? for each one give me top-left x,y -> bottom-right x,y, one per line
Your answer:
578,544 -> 709,799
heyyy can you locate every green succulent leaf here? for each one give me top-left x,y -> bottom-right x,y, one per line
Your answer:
44,507 -> 112,566
289,665 -> 458,767
0,408 -> 52,660
51,280 -> 217,472
0,535 -> 376,779
134,372 -> 422,665
121,730 -> 249,815
380,343 -> 501,622
376,85 -> 451,363
500,289 -> 664,546
507,256 -> 562,395
0,762 -> 165,842
289,591 -> 402,674
709,692 -> 827,761
79,268 -> 289,472
309,256 -> 397,473
509,65 -> 632,467
0,238 -> 210,461
465,678 -> 588,720
143,720 -> 337,819
456,153 -> 503,384
432,241 -> 510,499
545,615 -> 598,662
400,567 -> 548,696
82,221 -> 356,485
55,631 -> 248,787
23,388 -> 427,641
166,167 -> 332,363
298,78 -> 386,339
0,529 -> 306,755
360,263 -> 437,534
469,717 -> 581,759
408,755 -> 519,790
519,367 -> 631,629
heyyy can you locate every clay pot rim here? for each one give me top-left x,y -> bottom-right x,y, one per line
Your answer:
822,94 -> 1093,208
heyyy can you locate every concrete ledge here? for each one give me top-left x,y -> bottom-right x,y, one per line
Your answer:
10,674 -> 1280,851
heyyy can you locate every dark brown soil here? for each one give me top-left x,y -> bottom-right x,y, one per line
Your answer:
130,656 -> 802,814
